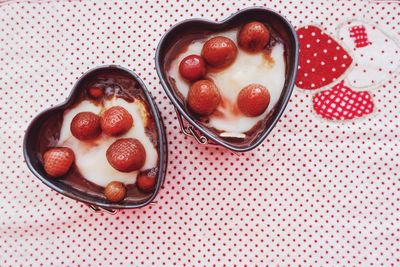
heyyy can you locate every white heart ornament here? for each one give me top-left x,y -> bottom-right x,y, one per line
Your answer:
336,20 -> 400,90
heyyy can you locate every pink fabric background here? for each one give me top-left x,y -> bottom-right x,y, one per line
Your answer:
0,0 -> 399,266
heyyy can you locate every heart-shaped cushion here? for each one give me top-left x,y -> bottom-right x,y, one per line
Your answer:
296,25 -> 353,90
312,81 -> 374,120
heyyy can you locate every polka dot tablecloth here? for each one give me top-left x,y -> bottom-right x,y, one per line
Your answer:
0,0 -> 399,266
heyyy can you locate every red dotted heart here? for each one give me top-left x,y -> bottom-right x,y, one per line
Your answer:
296,25 -> 353,90
313,81 -> 374,120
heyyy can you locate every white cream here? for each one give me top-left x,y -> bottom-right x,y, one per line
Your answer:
168,29 -> 286,135
57,99 -> 158,187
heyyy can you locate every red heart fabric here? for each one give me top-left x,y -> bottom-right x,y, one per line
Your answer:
296,25 -> 353,90
313,81 -> 374,120
349,25 -> 371,48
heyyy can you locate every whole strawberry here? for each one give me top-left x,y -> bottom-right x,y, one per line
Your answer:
137,175 -> 156,192
100,106 -> 133,136
237,83 -> 270,117
70,112 -> 101,140
87,86 -> 104,99
202,36 -> 238,68
106,138 -> 146,172
179,54 -> 206,81
187,80 -> 221,116
238,21 -> 270,52
43,147 -> 75,178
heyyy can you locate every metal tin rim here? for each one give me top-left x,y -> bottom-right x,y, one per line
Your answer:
155,7 -> 299,152
23,65 -> 168,209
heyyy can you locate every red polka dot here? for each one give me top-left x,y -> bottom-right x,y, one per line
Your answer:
0,0 -> 399,266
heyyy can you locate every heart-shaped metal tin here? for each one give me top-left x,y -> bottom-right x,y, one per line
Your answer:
23,65 -> 167,211
155,7 -> 298,152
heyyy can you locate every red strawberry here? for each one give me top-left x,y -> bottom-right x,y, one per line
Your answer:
179,54 -> 206,81
187,80 -> 221,116
87,86 -> 104,98
101,106 -> 133,136
70,112 -> 101,141
296,25 -> 353,90
238,21 -> 270,52
106,138 -> 146,172
43,147 -> 75,178
313,81 -> 374,120
237,83 -> 270,117
137,175 -> 156,192
202,36 -> 238,68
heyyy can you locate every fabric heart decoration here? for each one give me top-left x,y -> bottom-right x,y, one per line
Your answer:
336,20 -> 400,90
312,81 -> 374,120
296,25 -> 353,90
